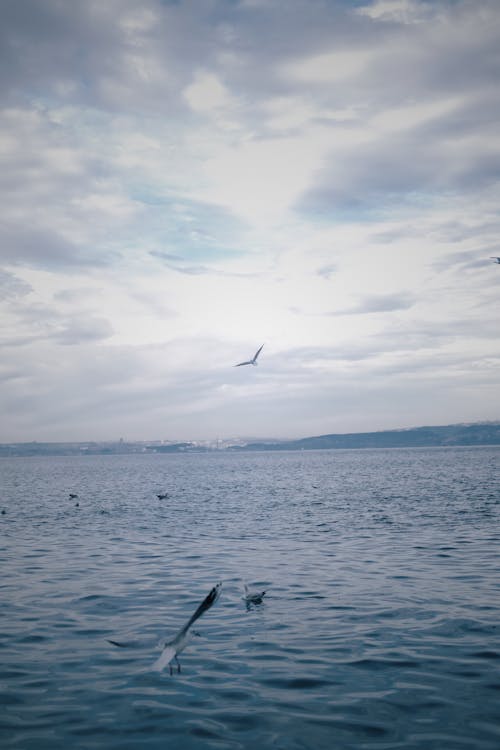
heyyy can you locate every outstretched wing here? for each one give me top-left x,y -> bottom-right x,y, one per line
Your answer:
107,636 -> 157,649
234,360 -> 251,367
107,639 -> 129,648
179,582 -> 222,637
252,344 -> 264,362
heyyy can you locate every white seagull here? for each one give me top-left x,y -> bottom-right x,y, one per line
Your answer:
490,257 -> 500,264
107,582 -> 222,674
152,582 -> 222,674
234,344 -> 264,367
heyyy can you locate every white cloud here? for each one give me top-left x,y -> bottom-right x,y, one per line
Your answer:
183,71 -> 234,114
356,0 -> 434,24
284,48 -> 375,85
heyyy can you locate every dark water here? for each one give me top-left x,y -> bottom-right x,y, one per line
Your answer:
1,447 -> 499,750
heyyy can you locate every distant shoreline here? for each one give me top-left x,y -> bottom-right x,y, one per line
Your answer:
1,422 -> 499,457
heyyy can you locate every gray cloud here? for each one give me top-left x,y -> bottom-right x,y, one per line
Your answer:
328,293 -> 416,316
150,250 -> 260,278
53,287 -> 101,304
292,4 -> 500,216
371,220 -> 500,245
299,125 -> 500,217
3,0 -> 498,261
53,316 -> 114,345
150,252 -> 217,275
432,248 -> 500,273
0,223 -> 114,270
2,300 -> 114,347
0,103 -> 122,270
280,312 -> 500,368
2,0 -> 484,123
316,263 -> 337,279
0,269 -> 33,300
1,0 -> 338,112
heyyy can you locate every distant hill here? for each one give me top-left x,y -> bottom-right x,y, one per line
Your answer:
229,422 -> 500,451
0,423 -> 499,457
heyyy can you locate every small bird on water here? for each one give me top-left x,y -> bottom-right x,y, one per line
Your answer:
69,493 -> 78,500
244,583 -> 267,605
156,493 -> 169,500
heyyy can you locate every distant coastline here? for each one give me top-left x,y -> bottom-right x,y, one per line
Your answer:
1,422 -> 499,457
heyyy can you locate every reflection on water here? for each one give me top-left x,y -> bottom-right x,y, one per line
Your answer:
1,447 -> 499,749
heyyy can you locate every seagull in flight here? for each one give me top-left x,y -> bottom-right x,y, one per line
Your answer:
490,257 -> 500,264
108,583 -> 222,674
234,344 -> 264,367
152,582 -> 222,674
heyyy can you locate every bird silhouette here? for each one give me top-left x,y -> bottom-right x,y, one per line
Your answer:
234,344 -> 264,367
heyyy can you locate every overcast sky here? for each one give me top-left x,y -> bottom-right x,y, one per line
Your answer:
1,0 -> 499,443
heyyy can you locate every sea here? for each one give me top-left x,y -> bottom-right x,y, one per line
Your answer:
1,446 -> 499,750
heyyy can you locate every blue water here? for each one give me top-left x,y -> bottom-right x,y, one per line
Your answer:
1,447 -> 499,750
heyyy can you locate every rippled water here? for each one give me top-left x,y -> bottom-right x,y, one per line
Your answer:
1,447 -> 499,749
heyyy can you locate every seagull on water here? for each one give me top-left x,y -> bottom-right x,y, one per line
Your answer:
69,493 -> 78,500
156,493 -> 169,500
490,257 -> 500,264
152,582 -> 222,673
234,344 -> 264,367
244,583 -> 267,605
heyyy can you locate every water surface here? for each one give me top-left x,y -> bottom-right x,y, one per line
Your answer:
1,447 -> 499,749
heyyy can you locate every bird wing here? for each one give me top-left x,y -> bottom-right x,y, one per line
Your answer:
107,636 -> 157,649
151,645 -> 176,672
178,582 -> 222,638
234,360 -> 251,367
252,344 -> 264,362
107,639 -> 130,648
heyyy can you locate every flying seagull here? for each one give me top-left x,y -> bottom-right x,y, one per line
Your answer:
234,344 -> 264,367
244,583 -> 267,605
490,257 -> 500,264
107,583 -> 222,674
152,582 -> 222,674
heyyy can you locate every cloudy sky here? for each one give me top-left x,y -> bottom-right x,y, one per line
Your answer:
1,0 -> 499,443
